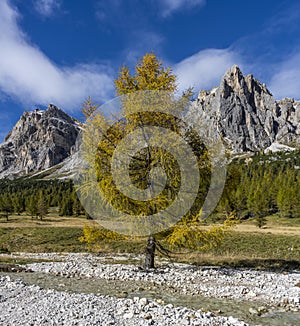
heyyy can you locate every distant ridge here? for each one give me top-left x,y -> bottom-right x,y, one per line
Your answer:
0,66 -> 299,179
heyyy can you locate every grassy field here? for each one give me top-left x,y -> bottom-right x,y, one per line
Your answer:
0,213 -> 299,270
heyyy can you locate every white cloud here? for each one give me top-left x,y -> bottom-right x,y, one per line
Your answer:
0,0 -> 114,111
269,53 -> 300,100
160,0 -> 206,17
174,48 -> 242,93
34,0 -> 61,17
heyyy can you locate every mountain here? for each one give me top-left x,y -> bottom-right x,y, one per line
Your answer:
0,66 -> 299,180
0,104 -> 80,179
189,65 -> 299,153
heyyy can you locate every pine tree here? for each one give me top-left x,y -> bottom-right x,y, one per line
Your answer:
12,194 -> 24,215
37,193 -> 48,221
59,194 -> 73,216
0,195 -> 13,221
277,170 -> 300,218
1,195 -> 13,215
27,196 -> 38,218
72,195 -> 82,217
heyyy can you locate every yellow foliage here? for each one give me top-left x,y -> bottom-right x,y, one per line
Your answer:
79,224 -> 125,249
81,96 -> 100,120
165,211 -> 238,251
165,223 -> 225,250
78,51 -> 216,241
115,52 -> 177,95
223,210 -> 240,227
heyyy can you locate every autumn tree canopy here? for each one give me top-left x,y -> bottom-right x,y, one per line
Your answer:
78,52 -> 233,255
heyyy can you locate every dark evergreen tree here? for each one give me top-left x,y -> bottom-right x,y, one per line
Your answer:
37,192 -> 48,220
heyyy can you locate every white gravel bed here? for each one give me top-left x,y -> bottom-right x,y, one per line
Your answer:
0,275 -> 247,326
20,252 -> 300,309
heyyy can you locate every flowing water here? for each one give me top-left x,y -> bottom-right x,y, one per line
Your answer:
1,271 -> 299,326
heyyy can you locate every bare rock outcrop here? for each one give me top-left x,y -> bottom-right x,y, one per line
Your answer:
0,104 -> 80,179
189,65 -> 299,153
0,66 -> 299,180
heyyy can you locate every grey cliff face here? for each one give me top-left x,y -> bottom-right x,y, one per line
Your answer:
0,66 -> 299,180
0,104 -> 80,179
189,65 -> 300,153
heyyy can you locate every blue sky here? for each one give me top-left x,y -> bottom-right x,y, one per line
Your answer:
0,0 -> 300,141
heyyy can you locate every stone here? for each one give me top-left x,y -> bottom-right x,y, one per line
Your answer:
0,104 -> 80,179
257,306 -> 267,313
283,298 -> 289,305
1,65 -> 299,181
143,313 -> 152,320
139,297 -> 148,306
249,308 -> 258,314
123,312 -> 134,319
241,287 -> 249,295
188,65 -> 300,154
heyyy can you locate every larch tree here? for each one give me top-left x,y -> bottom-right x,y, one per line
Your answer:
78,52 -> 233,269
81,96 -> 100,120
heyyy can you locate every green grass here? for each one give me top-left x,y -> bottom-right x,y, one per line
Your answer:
213,231 -> 300,259
0,227 -> 86,253
265,215 -> 300,227
0,221 -> 299,271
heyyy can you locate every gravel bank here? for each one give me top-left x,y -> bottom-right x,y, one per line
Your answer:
0,275 -> 247,326
1,252 -> 299,325
23,253 -> 300,308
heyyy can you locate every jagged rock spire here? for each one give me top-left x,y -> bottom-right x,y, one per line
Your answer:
188,65 -> 299,153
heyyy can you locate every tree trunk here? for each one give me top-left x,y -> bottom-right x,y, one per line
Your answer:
145,235 -> 156,270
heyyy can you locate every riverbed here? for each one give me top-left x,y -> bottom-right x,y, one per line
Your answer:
0,252 -> 299,325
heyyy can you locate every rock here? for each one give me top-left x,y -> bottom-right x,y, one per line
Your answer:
249,307 -> 258,315
204,312 -> 214,318
241,287 -> 249,295
143,313 -> 152,320
139,297 -> 148,306
247,290 -> 256,298
257,306 -> 267,314
1,65 -> 300,181
165,304 -> 174,309
0,104 -> 80,179
228,316 -> 239,323
123,312 -> 134,319
0,263 -> 29,273
188,65 -> 300,153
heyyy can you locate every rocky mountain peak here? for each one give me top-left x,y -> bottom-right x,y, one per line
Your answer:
221,65 -> 243,89
189,65 -> 299,153
0,104 -> 80,179
45,104 -> 76,123
0,67 -> 299,180
221,65 -> 272,102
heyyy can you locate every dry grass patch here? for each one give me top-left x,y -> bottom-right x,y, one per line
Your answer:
0,213 -> 93,228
